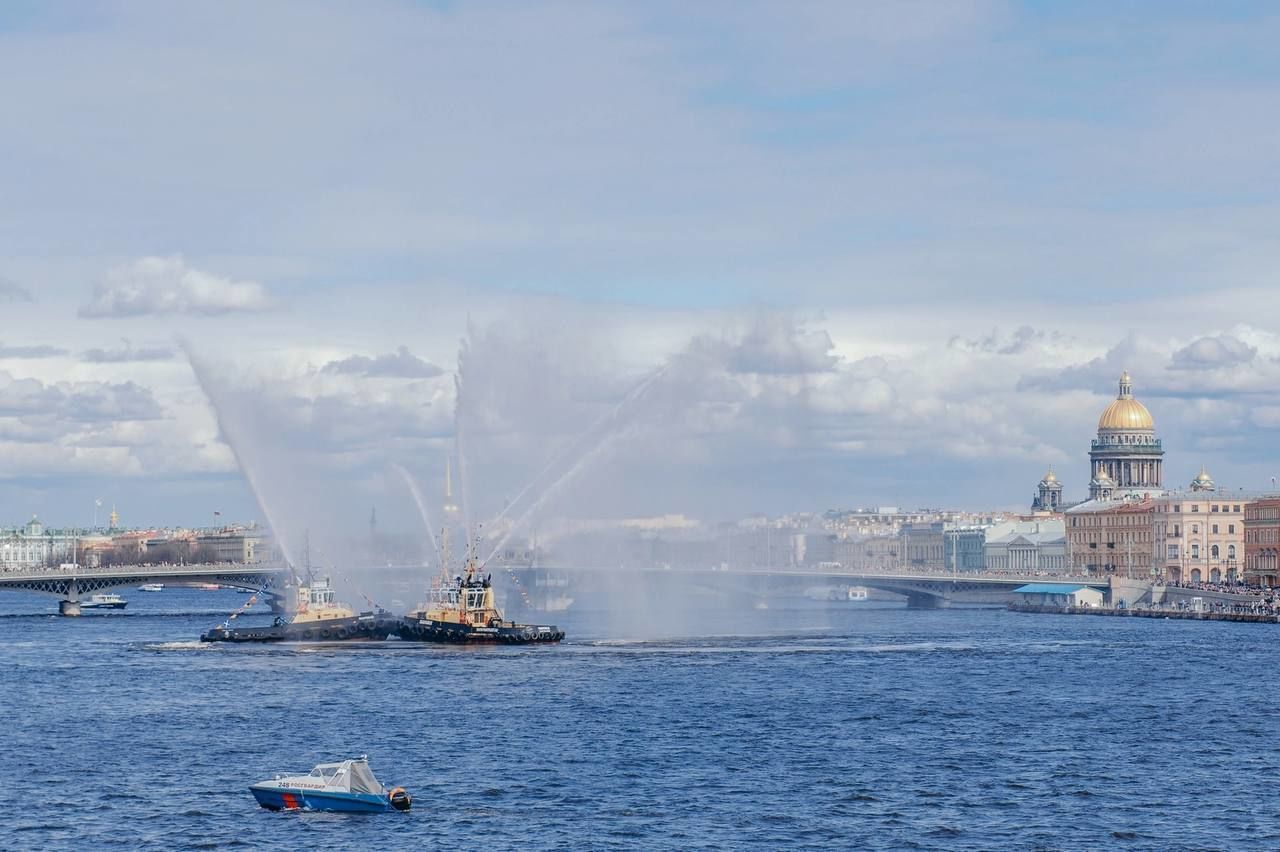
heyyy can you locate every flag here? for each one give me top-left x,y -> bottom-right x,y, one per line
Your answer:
213,511 -> 221,517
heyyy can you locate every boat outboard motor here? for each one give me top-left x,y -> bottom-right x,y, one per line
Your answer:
388,787 -> 412,811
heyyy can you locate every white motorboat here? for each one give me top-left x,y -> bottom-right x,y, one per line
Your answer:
250,756 -> 411,813
138,584 -> 164,592
81,593 -> 127,610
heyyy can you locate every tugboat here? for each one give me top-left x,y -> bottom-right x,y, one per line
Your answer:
250,755 -> 411,813
200,577 -> 398,643
399,533 -> 564,645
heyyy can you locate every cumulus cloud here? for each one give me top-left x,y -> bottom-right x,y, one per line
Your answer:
1170,333 -> 1257,371
692,317 -> 838,375
948,326 -> 1066,355
321,346 -> 444,379
80,256 -> 272,318
0,278 -> 33,303
81,339 -> 175,363
0,372 -> 163,423
0,342 -> 67,359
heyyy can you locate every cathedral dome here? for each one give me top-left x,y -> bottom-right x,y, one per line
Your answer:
1097,371 -> 1155,432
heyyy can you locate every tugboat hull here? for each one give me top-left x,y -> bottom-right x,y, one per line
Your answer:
398,617 -> 564,644
200,613 -> 399,643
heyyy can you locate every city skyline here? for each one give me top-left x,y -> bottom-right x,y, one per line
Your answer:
2,2 -> 1280,532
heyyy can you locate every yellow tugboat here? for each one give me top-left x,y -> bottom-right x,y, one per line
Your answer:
201,577 -> 398,643
398,532 -> 563,645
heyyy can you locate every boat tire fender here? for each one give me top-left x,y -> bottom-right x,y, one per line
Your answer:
335,628 -> 349,640
320,628 -> 332,640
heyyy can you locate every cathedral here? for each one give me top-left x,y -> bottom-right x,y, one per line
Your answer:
1031,371 -> 1169,511
1088,371 -> 1163,500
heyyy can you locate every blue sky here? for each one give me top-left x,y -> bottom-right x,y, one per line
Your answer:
1,1 -> 1279,540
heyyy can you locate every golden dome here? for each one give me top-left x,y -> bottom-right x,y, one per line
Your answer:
1097,371 -> 1155,431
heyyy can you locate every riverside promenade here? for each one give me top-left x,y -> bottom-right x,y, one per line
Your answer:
1010,603 -> 1280,625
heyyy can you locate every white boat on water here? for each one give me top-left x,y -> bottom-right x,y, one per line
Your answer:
81,593 -> 127,610
138,584 -> 164,592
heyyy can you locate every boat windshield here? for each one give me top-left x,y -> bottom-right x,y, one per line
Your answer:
307,760 -> 382,794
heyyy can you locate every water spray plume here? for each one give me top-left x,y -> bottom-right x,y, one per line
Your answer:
484,362 -> 670,535
180,337 -> 298,569
483,424 -> 638,566
393,463 -> 443,568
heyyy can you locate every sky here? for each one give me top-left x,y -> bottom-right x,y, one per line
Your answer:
2,1 -> 1279,543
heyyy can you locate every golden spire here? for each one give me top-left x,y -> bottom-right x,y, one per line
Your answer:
110,504 -> 119,529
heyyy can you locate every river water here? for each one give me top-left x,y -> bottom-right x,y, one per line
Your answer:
2,587 -> 1277,850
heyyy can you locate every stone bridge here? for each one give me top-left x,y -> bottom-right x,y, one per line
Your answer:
0,563 -> 289,615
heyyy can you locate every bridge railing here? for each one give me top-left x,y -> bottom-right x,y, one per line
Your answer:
0,561 -> 283,581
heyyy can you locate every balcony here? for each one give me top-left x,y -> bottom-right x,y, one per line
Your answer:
1090,439 -> 1164,454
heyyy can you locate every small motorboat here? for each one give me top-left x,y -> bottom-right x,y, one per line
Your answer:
250,756 -> 411,813
138,584 -> 164,593
81,593 -> 127,610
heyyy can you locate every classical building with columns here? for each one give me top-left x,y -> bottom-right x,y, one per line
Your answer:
1089,371 -> 1163,500
1085,370 -> 1167,498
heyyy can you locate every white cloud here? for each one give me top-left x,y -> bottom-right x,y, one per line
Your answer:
81,339 -> 175,363
321,346 -> 443,379
80,256 -> 272,318
0,342 -> 67,359
1169,334 -> 1257,371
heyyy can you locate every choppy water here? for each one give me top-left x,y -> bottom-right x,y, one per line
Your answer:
2,587 -> 1278,850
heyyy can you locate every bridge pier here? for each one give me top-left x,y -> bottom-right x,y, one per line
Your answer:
59,579 -> 81,617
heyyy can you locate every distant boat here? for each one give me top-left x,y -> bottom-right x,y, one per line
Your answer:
138,584 -> 164,593
198,583 -> 220,591
81,593 -> 127,610
250,756 -> 411,813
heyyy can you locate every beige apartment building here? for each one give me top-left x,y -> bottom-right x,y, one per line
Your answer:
1152,477 -> 1247,583
1065,498 -> 1159,577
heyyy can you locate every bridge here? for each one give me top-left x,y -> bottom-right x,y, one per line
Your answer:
0,559 -> 1115,616
0,563 -> 290,615
502,564 -> 1114,610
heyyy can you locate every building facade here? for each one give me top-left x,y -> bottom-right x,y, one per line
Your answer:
901,522 -> 945,571
1065,498 -> 1159,577
1089,372 -> 1164,500
0,517 -> 78,571
984,520 -> 1067,574
1244,498 -> 1280,587
1152,481 -> 1246,584
944,527 -> 988,572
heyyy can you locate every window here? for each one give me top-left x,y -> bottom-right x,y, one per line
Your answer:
1229,525 -> 1235,534
1192,525 -> 1199,534
1229,545 -> 1237,560
1212,545 -> 1220,559
1213,524 -> 1219,534
1192,505 -> 1200,512
1192,544 -> 1200,558
1167,545 -> 1179,560
1212,505 -> 1220,513
1234,505 -> 1242,513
